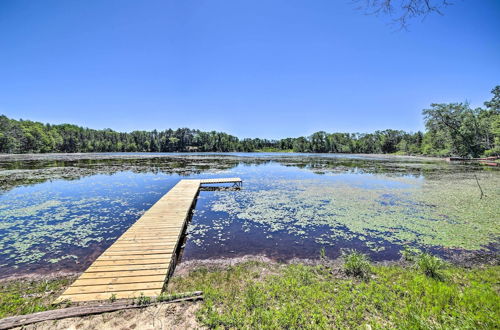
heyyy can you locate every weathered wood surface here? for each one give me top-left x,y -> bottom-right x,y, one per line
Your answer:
56,178 -> 241,303
200,177 -> 242,185
0,292 -> 203,330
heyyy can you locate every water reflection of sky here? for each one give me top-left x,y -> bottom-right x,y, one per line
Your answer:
0,155 -> 497,278
0,172 -> 182,277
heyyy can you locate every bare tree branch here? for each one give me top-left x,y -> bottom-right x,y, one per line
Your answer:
353,0 -> 453,30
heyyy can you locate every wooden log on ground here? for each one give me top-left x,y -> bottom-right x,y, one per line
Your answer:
0,291 -> 203,330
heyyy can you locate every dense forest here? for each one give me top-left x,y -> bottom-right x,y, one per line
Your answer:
1,86 -> 499,157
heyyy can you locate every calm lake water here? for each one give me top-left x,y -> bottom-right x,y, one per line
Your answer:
0,153 -> 498,278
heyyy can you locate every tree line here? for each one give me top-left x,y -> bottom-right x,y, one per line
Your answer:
1,86 -> 498,157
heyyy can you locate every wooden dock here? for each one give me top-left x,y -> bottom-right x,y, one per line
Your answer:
200,177 -> 242,186
56,178 -> 241,302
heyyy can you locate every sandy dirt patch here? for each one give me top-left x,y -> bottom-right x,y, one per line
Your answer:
13,301 -> 203,330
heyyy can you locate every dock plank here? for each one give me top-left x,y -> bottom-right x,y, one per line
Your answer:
59,290 -> 161,302
92,258 -> 169,266
200,177 -> 242,184
63,282 -> 164,295
98,254 -> 172,260
86,263 -> 170,272
71,275 -> 167,286
101,249 -> 172,256
77,269 -> 168,279
104,245 -> 176,252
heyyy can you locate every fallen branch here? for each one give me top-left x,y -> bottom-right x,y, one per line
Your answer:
474,174 -> 485,199
0,291 -> 203,330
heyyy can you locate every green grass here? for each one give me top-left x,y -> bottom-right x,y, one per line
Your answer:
0,276 -> 75,318
134,292 -> 152,306
1,261 -> 499,329
168,261 -> 500,329
342,249 -> 372,279
416,252 -> 446,279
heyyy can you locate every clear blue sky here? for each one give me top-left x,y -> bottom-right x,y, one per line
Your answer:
0,0 -> 499,139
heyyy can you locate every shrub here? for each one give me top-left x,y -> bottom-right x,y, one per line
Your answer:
135,293 -> 152,305
341,249 -> 371,279
401,247 -> 420,262
416,253 -> 445,279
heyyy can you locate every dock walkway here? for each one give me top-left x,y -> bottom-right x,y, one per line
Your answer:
56,178 -> 241,302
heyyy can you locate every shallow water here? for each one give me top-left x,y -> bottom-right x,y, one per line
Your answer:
0,153 -> 498,277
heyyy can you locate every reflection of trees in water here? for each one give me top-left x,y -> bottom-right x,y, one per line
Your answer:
274,156 -> 485,179
0,154 -> 489,192
0,157 -> 243,192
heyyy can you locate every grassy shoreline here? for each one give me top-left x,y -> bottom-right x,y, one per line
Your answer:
168,260 -> 500,329
0,275 -> 76,319
1,257 -> 499,329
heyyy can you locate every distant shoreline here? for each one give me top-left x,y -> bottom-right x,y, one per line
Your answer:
0,151 -> 445,161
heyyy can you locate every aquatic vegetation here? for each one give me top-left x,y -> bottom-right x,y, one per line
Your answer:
209,170 -> 500,252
